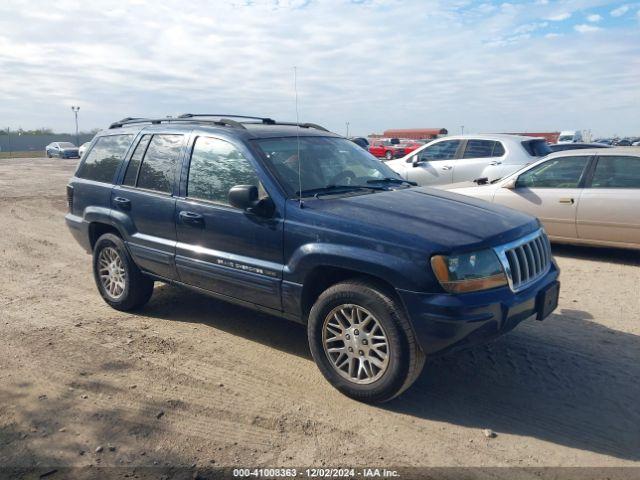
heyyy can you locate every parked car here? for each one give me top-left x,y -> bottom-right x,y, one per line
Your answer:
594,138 -> 613,145
349,137 -> 369,150
446,148 -> 640,250
386,134 -> 551,186
78,141 -> 91,157
633,140 -> 640,146
557,130 -> 583,143
616,139 -> 633,146
46,142 -> 80,158
548,142 -> 611,152
398,140 -> 424,155
368,139 -> 406,160
65,114 -> 559,403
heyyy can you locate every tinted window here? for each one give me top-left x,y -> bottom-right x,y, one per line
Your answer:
521,139 -> 552,157
492,142 -> 505,156
123,135 -> 151,186
463,140 -> 500,159
516,156 -> 589,188
188,137 -> 259,205
76,135 -> 134,183
419,140 -> 461,161
59,142 -> 76,148
591,156 -> 640,188
136,135 -> 183,193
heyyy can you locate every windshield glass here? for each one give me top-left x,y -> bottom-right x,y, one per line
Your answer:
59,142 -> 76,148
253,136 -> 404,197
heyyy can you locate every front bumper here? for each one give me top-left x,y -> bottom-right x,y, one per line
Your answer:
398,266 -> 559,355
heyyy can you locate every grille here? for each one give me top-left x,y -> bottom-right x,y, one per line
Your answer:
495,229 -> 552,292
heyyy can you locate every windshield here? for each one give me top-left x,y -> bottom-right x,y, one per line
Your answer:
253,136 -> 404,197
522,139 -> 552,156
59,142 -> 76,148
558,135 -> 574,142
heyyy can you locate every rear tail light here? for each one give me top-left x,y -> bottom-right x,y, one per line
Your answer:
66,185 -> 74,212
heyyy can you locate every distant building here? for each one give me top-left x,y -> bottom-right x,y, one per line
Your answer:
382,128 -> 448,140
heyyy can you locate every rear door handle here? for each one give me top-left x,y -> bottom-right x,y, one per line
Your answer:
490,160 -> 502,166
179,211 -> 204,227
559,197 -> 575,204
441,165 -> 452,170
113,197 -> 131,210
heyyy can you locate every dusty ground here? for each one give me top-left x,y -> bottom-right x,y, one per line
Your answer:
1,157 -> 639,479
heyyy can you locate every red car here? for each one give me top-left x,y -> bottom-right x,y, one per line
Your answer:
368,139 -> 406,160
398,140 -> 425,155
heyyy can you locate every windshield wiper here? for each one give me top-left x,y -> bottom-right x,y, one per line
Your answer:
366,177 -> 417,186
296,184 -> 387,198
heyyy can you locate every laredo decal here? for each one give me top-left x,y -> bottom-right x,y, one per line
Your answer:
215,258 -> 279,278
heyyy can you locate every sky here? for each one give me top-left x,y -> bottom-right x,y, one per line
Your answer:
0,0 -> 639,137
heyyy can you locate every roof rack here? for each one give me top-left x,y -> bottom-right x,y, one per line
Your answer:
177,114 -> 329,131
109,114 -> 330,133
108,117 -> 247,130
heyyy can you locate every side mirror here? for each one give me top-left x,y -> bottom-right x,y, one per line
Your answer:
503,178 -> 517,189
412,156 -> 422,167
228,185 -> 274,217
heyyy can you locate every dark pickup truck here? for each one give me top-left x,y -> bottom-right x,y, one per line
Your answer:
65,114 -> 559,403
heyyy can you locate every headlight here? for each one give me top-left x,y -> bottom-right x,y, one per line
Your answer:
431,249 -> 507,293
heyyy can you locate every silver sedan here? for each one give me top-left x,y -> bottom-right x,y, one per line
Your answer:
445,148 -> 640,250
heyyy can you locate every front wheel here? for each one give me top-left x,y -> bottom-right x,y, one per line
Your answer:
308,280 -> 425,403
384,150 -> 393,160
92,233 -> 154,311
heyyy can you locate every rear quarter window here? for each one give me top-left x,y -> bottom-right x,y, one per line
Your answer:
522,139 -> 552,157
76,134 -> 134,183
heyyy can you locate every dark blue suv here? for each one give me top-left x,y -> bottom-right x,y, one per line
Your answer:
65,114 -> 559,403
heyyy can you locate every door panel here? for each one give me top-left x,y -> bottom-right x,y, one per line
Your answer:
576,189 -> 640,246
492,187 -> 582,238
405,139 -> 461,185
112,186 -> 178,279
175,200 -> 283,309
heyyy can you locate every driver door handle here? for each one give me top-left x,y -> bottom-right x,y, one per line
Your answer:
490,160 -> 502,166
559,197 -> 575,204
441,165 -> 452,171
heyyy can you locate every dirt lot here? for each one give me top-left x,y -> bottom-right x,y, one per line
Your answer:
1,158 -> 639,479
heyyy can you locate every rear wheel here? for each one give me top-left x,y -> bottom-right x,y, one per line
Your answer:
308,280 -> 425,403
92,233 -> 154,311
384,150 -> 393,160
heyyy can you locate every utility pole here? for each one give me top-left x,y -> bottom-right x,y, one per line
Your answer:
345,122 -> 350,138
71,106 -> 80,146
460,125 -> 465,135
6,127 -> 11,157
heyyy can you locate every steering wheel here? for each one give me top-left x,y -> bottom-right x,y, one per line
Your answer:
330,170 -> 356,185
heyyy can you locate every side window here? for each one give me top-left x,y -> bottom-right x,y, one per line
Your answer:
419,140 -> 461,161
76,134 -> 134,183
591,156 -> 640,188
136,134 -> 183,193
187,137 -> 260,205
516,156 -> 589,188
463,140 -> 495,159
492,142 -> 505,156
123,134 -> 151,186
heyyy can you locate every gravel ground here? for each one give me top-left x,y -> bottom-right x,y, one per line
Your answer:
1,158 -> 639,479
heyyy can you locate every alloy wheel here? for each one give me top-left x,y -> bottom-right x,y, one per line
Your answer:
98,246 -> 126,299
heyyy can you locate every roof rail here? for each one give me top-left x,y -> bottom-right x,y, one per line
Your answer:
108,117 -> 247,130
108,114 -> 330,133
178,113 -> 276,124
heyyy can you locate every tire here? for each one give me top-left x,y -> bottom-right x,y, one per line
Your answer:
308,280 -> 425,403
384,150 -> 393,160
92,233 -> 154,311
46,152 -> 52,158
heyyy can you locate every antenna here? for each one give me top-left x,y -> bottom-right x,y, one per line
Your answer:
294,66 -> 303,208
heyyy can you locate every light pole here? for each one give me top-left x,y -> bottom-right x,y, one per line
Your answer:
71,106 -> 80,146
460,125 -> 464,135
345,122 -> 350,138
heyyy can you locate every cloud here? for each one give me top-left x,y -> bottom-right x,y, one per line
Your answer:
547,12 -> 571,21
0,0 -> 638,137
574,23 -> 602,32
611,4 -> 630,16
587,13 -> 603,21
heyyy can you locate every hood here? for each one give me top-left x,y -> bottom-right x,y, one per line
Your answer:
307,187 -> 538,252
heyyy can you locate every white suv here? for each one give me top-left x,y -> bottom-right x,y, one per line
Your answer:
386,134 -> 551,186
